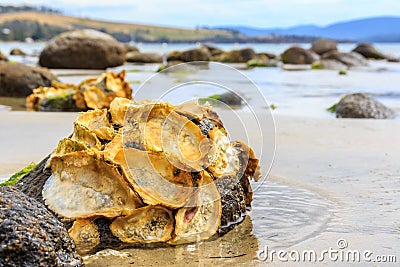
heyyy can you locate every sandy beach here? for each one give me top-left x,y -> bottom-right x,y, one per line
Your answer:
1,109 -> 398,266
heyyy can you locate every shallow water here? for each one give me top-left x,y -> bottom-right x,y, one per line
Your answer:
84,180 -> 335,266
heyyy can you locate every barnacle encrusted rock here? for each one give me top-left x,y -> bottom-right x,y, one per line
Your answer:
0,186 -> 83,266
16,97 -> 261,254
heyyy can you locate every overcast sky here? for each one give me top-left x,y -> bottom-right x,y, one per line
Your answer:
2,0 -> 400,28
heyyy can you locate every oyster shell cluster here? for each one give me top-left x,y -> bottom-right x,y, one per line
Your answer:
42,97 -> 261,254
26,70 -> 131,111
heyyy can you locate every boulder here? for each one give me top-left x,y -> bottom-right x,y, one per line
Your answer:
322,51 -> 367,67
126,51 -> 163,63
0,62 -> 58,97
335,93 -> 396,119
352,43 -> 387,60
39,29 -> 126,69
219,48 -> 256,63
281,47 -> 319,64
202,45 -> 224,57
167,51 -> 183,61
10,48 -> 27,56
0,186 -> 83,266
311,38 -> 337,55
0,51 -> 8,61
256,52 -> 277,60
180,47 -> 211,62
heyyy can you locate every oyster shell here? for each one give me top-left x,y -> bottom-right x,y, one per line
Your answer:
68,219 -> 100,255
109,97 -> 131,126
114,148 -> 200,208
71,122 -> 102,150
110,205 -> 174,243
42,151 -> 143,219
75,109 -> 115,140
168,171 -> 221,245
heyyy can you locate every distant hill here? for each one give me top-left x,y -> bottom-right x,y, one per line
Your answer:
218,17 -> 400,42
0,11 -> 242,43
0,7 -> 321,43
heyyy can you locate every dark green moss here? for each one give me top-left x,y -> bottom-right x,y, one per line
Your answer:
1,163 -> 37,186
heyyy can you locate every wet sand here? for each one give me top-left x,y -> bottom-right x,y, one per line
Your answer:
0,110 -> 398,266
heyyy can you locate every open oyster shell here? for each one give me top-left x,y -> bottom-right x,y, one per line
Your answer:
75,109 -> 115,141
168,171 -> 221,245
42,151 -> 143,219
110,205 -> 174,244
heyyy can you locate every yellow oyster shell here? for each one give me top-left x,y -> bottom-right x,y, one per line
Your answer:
109,97 -> 131,126
168,171 -> 221,245
114,148 -> 200,209
76,109 -> 115,140
110,205 -> 174,243
72,122 -> 102,150
68,219 -> 100,255
43,150 -> 143,219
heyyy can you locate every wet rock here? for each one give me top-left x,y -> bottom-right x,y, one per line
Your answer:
10,48 -> 27,56
218,48 -> 256,63
0,186 -> 83,266
0,51 -> 8,61
311,38 -> 337,55
180,47 -> 211,62
126,51 -> 163,63
39,29 -> 126,69
281,46 -> 319,64
322,51 -> 367,67
256,52 -> 277,60
352,43 -> 387,60
202,45 -> 224,57
0,61 -> 58,97
335,93 -> 396,119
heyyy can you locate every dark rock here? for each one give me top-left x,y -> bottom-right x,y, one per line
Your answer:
218,48 -> 256,63
126,51 -> 163,63
316,59 -> 347,70
0,51 -> 9,61
352,43 -> 387,60
180,47 -> 211,62
167,51 -> 183,61
10,48 -> 27,56
322,51 -> 367,67
0,186 -> 83,266
256,52 -> 277,60
215,176 -> 246,235
311,38 -> 337,55
281,46 -> 319,64
39,29 -> 126,69
218,92 -> 243,105
202,45 -> 224,57
0,62 -> 58,97
335,93 -> 396,119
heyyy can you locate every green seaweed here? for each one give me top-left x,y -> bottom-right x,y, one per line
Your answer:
269,104 -> 277,110
339,69 -> 347,75
156,65 -> 167,72
327,103 -> 338,113
127,69 -> 141,73
0,163 -> 37,186
311,61 -> 323,70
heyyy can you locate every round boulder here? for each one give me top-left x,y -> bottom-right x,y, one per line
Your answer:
180,47 -> 211,62
0,186 -> 83,266
0,62 -> 58,97
322,51 -> 367,67
10,48 -> 27,56
219,48 -> 256,63
39,29 -> 126,69
352,43 -> 387,60
311,38 -> 337,55
281,46 -> 319,64
335,93 -> 396,119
